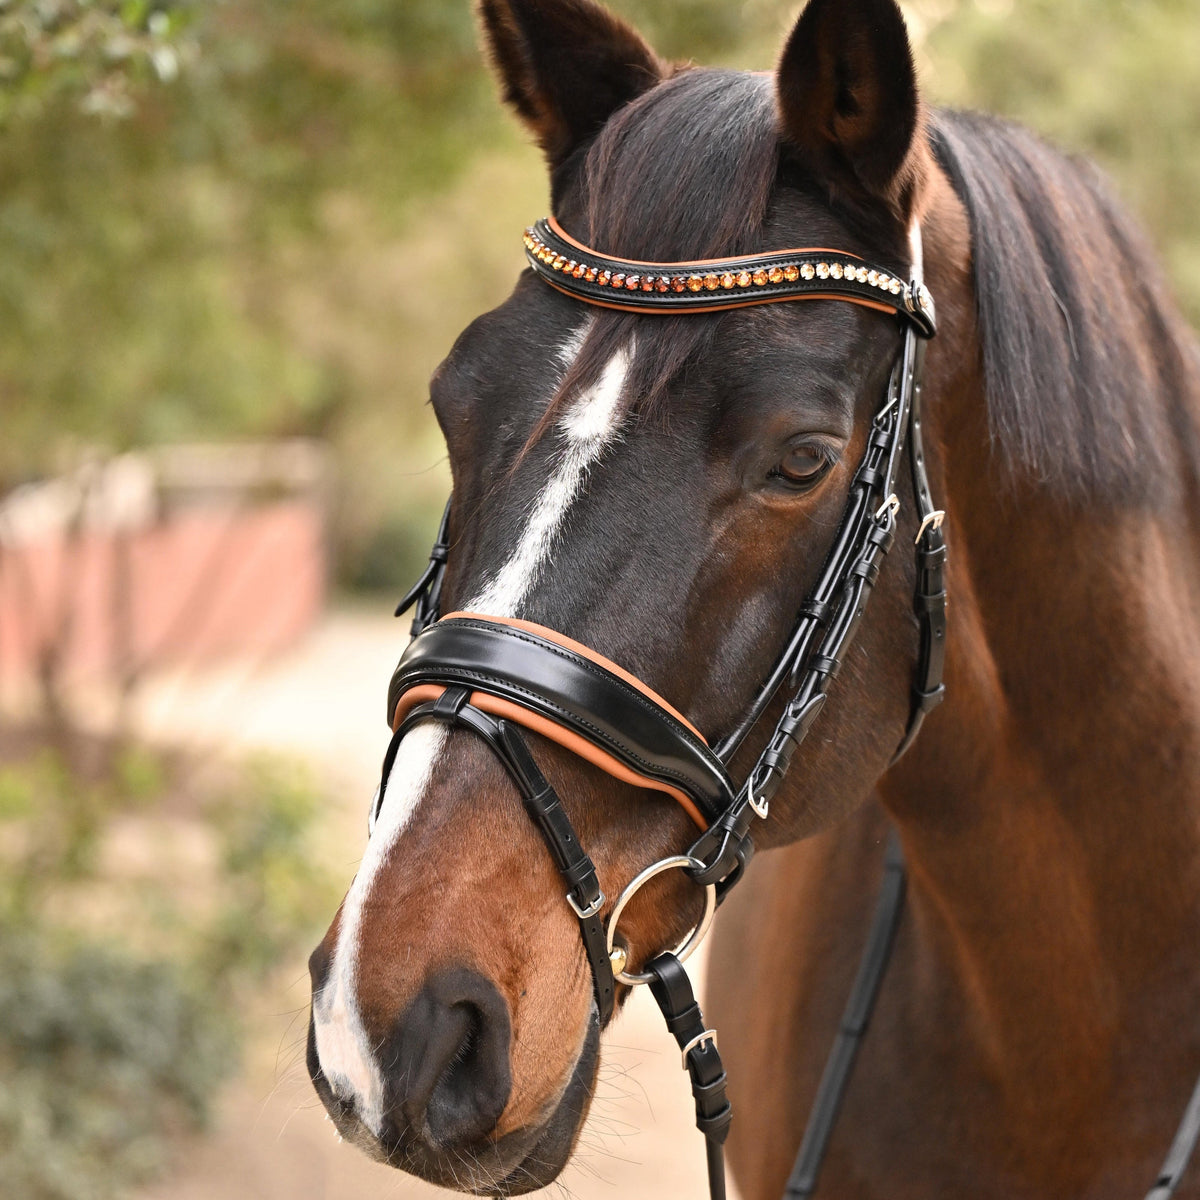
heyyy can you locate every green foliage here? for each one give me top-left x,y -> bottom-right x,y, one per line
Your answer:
203,756 -> 339,980
0,735 -> 338,1199
0,936 -> 226,1200
0,0 -> 196,124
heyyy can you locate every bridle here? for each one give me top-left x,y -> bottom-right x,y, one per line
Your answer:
371,216 -> 1200,1199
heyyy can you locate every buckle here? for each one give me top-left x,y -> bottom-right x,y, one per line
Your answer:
914,509 -> 946,545
566,889 -> 605,920
874,493 -> 900,523
680,1028 -> 719,1068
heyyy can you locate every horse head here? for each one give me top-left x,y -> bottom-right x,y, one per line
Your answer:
307,0 -> 973,1190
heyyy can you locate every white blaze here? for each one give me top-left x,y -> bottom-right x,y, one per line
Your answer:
311,326 -> 630,1134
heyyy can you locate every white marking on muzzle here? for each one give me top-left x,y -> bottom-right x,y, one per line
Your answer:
311,328 -> 630,1135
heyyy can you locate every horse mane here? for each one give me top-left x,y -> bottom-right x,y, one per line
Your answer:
929,109 -> 1200,505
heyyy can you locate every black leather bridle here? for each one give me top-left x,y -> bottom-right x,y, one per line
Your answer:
371,218 -> 1200,1199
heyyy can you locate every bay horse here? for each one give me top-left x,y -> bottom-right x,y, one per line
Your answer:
306,0 -> 1200,1196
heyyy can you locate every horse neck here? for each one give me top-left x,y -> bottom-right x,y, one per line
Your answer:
881,236 -> 1200,1099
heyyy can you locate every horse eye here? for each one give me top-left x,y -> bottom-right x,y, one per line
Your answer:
773,444 -> 831,487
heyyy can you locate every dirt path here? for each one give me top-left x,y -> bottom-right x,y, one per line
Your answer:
130,607 -> 732,1200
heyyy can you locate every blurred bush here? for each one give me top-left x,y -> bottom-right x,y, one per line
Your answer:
0,733 -> 338,1199
2,0 -> 1196,595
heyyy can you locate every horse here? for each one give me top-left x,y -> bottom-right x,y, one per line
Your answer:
305,0 -> 1200,1196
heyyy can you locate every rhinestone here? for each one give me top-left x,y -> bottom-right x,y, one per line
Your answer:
553,255 -> 567,271
856,266 -> 869,283
641,276 -> 655,292
573,263 -> 587,278
768,266 -> 785,284
800,264 -> 815,280
655,276 -> 670,293
597,270 -> 611,286
830,263 -> 844,280
752,268 -> 769,286
672,277 -> 687,293
704,273 -> 720,290
816,263 -> 830,279
625,274 -> 641,290
612,273 -> 626,287
788,264 -> 804,281
585,267 -> 597,282
868,270 -> 879,286
688,274 -> 704,292
737,271 -> 753,287
890,280 -> 902,294
720,271 -> 736,288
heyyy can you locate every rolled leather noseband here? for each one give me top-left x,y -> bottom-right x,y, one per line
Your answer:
388,613 -> 734,829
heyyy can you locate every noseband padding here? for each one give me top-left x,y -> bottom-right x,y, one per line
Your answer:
389,613 -> 735,829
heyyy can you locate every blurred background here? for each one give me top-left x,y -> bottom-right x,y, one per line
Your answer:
1,2 -> 1196,1198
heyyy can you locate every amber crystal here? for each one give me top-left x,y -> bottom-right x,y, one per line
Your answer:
736,271 -> 753,287
612,273 -> 626,287
720,272 -> 736,289
641,277 -> 655,291
786,265 -> 802,282
768,266 -> 785,284
625,274 -> 641,290
585,267 -> 597,282
672,277 -> 687,293
553,256 -> 567,271
597,270 -> 611,286
753,269 -> 769,286
704,274 -> 720,290
687,275 -> 704,292
573,263 -> 587,278
655,276 -> 670,293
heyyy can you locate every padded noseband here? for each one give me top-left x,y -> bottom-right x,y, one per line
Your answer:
389,613 -> 733,829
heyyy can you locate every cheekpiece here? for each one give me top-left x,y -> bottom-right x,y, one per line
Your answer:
524,217 -> 936,337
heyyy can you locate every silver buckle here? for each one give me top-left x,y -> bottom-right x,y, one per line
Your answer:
680,1029 -> 719,1067
748,788 -> 769,820
566,889 -> 605,920
914,509 -> 945,545
874,493 -> 900,523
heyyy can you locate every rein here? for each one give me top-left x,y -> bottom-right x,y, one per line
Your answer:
376,217 -> 1200,1199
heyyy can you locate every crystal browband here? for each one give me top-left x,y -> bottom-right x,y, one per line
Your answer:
524,217 -> 936,336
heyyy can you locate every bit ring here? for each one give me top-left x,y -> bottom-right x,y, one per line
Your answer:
604,855 -> 717,986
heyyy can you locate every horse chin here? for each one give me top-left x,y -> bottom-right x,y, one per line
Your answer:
306,1010 -> 601,1196
481,1015 -> 601,1195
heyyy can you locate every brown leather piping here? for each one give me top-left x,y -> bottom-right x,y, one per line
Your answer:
391,683 -> 709,830
541,279 -> 900,319
546,215 -> 864,268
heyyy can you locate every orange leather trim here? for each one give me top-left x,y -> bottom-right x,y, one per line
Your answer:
440,611 -> 705,741
541,279 -> 899,320
391,682 -> 709,830
546,215 -> 864,267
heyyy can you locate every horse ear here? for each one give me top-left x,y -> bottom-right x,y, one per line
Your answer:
477,0 -> 664,170
776,0 -> 922,212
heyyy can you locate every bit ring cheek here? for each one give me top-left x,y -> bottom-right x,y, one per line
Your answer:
604,855 -> 717,986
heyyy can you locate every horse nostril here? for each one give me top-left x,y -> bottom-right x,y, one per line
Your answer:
383,967 -> 512,1151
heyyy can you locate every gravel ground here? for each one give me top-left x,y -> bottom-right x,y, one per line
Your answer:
129,607 -> 730,1200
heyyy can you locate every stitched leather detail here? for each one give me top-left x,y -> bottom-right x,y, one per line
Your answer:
389,617 -> 735,824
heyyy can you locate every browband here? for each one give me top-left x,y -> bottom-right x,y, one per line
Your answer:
525,217 -> 937,337
388,613 -> 736,829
